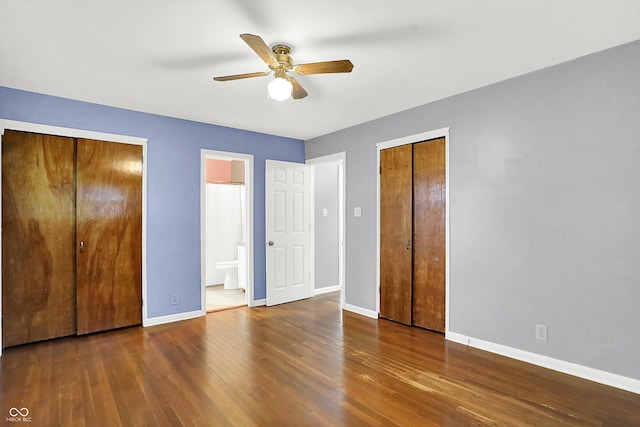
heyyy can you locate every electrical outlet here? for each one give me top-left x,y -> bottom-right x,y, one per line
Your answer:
170,293 -> 179,305
535,324 -> 548,341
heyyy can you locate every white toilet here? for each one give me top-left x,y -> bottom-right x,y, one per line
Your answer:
215,260 -> 239,289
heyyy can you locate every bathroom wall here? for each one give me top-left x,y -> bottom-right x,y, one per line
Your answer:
205,158 -> 232,183
0,86 -> 305,319
206,158 -> 245,184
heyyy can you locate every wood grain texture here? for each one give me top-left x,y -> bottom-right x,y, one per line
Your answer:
75,139 -> 142,335
412,138 -> 446,332
1,292 -> 638,426
2,130 -> 76,347
293,59 -> 354,75
379,144 -> 413,325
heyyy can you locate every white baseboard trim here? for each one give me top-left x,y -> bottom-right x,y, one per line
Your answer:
314,285 -> 341,296
251,298 -> 266,307
343,303 -> 379,319
143,309 -> 204,327
446,331 -> 640,395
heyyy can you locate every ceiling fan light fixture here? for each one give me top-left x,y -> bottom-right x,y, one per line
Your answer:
213,34 -> 353,101
267,77 -> 292,101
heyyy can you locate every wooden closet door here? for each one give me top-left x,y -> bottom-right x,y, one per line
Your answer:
379,144 -> 413,325
2,130 -> 76,347
412,138 -> 446,332
76,138 -> 142,335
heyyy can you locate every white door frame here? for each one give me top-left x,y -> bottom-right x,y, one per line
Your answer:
306,152 -> 346,309
376,127 -> 450,333
200,150 -> 254,309
0,119 -> 149,355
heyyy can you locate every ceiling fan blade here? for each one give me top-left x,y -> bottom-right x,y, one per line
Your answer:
239,33 -> 278,67
288,77 -> 308,100
213,71 -> 271,82
293,60 -> 354,75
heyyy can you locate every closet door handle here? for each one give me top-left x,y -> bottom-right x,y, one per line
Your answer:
79,241 -> 84,252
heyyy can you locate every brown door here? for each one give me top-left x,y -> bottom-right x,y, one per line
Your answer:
76,138 -> 143,335
412,138 -> 446,332
379,144 -> 413,325
2,131 -> 76,346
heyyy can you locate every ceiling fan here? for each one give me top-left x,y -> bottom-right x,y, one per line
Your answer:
213,33 -> 354,101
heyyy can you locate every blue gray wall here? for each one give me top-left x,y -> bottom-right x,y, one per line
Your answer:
0,87 -> 304,318
313,162 -> 339,289
305,40 -> 640,380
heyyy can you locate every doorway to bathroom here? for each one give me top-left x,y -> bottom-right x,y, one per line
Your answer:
201,150 -> 254,313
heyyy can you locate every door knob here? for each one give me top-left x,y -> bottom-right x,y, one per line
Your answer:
406,240 -> 411,250
268,241 -> 274,246
79,241 -> 84,252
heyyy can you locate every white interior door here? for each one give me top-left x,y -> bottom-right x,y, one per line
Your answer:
266,160 -> 311,306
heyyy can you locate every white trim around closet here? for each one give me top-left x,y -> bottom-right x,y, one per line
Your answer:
0,119 -> 149,355
375,127 -> 451,329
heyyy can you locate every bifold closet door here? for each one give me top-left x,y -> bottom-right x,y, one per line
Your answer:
379,144 -> 413,325
2,130 -> 77,347
2,132 -> 142,345
379,138 -> 446,332
76,138 -> 143,335
412,138 -> 446,332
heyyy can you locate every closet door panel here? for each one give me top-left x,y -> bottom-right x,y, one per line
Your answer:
2,130 -> 76,346
379,145 -> 413,325
76,138 -> 142,335
412,138 -> 446,332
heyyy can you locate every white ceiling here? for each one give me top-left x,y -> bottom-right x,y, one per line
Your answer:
1,1 -> 639,140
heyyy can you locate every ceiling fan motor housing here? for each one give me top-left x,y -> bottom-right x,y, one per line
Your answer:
271,44 -> 294,71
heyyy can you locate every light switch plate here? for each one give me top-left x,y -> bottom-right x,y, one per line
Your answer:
354,207 -> 362,217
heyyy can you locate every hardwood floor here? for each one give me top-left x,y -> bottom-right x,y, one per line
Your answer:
1,292 -> 638,426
